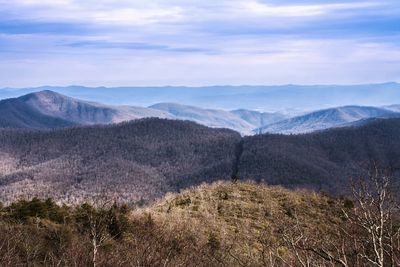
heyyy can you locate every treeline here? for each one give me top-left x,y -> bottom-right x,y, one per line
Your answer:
0,176 -> 399,267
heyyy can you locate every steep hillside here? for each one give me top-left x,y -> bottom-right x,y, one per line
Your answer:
150,103 -> 255,134
0,91 -> 172,129
256,105 -> 399,134
0,94 -> 77,128
0,119 -> 241,203
240,118 -> 400,193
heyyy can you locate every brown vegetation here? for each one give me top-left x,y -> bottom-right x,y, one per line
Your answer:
1,177 -> 398,266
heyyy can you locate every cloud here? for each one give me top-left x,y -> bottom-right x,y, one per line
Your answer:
2,0 -> 388,26
64,40 -> 211,53
0,0 -> 399,86
237,1 -> 381,17
0,0 -> 184,25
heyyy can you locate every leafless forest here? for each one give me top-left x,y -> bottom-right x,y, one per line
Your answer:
1,118 -> 400,204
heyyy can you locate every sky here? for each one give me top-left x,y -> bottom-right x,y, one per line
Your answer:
0,0 -> 399,87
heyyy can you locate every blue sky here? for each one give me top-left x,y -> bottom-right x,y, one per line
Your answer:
0,0 -> 399,87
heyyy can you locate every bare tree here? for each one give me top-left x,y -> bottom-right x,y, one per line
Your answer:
284,166 -> 400,267
342,167 -> 400,267
75,194 -> 127,267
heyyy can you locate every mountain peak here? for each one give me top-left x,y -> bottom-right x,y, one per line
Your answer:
18,90 -> 76,104
24,89 -> 66,98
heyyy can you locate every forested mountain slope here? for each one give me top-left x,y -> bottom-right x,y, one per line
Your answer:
240,118 -> 400,193
1,117 -> 399,203
0,119 -> 241,203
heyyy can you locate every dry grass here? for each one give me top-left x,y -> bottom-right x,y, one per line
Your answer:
132,181 -> 347,265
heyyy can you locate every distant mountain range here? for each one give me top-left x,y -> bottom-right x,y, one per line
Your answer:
0,91 -> 287,134
149,103 -> 273,135
0,90 -> 399,135
1,82 -> 399,111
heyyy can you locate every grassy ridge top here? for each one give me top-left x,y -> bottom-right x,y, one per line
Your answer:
152,181 -> 344,233
145,181 -> 348,266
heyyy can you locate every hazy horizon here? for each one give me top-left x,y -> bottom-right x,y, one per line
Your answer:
2,81 -> 400,90
1,83 -> 399,113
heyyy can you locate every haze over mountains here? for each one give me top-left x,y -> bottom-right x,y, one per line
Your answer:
1,82 -> 399,111
385,104 -> 400,112
256,106 -> 400,134
0,90 -> 399,135
149,103 -> 258,135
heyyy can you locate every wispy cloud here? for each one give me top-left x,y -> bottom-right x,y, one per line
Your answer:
237,1 -> 381,17
65,40 -> 211,53
0,0 -> 399,86
1,0 -> 185,25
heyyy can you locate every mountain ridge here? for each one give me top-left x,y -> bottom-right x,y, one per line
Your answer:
0,90 -> 173,129
255,105 -> 399,134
